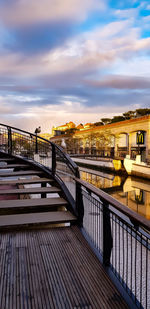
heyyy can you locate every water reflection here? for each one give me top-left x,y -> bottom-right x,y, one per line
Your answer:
80,167 -> 150,220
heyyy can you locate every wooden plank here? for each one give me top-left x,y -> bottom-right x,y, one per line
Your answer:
0,178 -> 53,185
0,227 -> 129,308
0,170 -> 43,177
0,197 -> 68,209
0,164 -> 28,169
0,186 -> 61,195
0,211 -> 76,227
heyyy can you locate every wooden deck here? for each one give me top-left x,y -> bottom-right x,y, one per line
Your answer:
0,226 -> 128,309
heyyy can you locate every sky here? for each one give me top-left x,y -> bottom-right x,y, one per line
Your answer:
0,0 -> 150,133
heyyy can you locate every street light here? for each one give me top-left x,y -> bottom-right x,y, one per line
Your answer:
137,130 -> 141,155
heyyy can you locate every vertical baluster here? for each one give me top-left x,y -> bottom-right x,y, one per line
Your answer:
102,201 -> 113,266
52,144 -> 56,175
135,232 -> 137,304
146,238 -> 148,309
140,234 -> 143,308
8,127 -> 12,154
76,181 -> 84,227
35,133 -> 38,154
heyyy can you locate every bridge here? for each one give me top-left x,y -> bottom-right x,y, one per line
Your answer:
0,123 -> 150,309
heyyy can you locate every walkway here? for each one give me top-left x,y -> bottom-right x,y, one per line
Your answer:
0,226 -> 128,309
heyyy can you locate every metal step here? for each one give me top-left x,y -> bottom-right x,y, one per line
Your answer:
0,170 -> 43,177
0,177 -> 54,185
0,186 -> 61,195
0,164 -> 29,169
0,197 -> 68,211
0,158 -> 15,162
0,211 -> 77,230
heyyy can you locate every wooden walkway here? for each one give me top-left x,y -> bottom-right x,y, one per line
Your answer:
0,226 -> 128,309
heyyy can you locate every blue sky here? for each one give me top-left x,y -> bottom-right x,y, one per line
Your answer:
0,0 -> 150,132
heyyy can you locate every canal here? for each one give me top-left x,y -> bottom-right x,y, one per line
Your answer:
80,167 -> 150,220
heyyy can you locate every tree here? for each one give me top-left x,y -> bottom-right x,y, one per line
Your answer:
123,110 -> 136,119
111,116 -> 125,123
82,130 -> 114,155
101,118 -> 111,125
96,130 -> 114,149
135,108 -> 150,117
94,121 -> 104,126
64,128 -> 77,134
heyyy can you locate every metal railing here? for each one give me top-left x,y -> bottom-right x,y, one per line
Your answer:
0,123 -> 79,200
75,178 -> 150,309
0,123 -> 150,308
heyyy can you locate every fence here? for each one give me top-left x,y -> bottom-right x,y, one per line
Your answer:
0,123 -> 150,308
75,178 -> 150,309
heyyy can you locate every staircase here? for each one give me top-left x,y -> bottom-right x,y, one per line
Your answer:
0,154 -> 77,230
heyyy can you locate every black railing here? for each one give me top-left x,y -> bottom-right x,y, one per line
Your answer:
0,123 -> 150,308
75,178 -> 150,309
0,123 -> 79,199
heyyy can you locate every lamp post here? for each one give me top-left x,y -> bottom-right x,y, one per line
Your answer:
137,130 -> 141,155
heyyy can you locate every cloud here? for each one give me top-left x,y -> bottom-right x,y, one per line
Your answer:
114,8 -> 138,19
0,0 -> 149,132
0,97 -> 147,133
86,75 -> 150,89
0,97 -> 12,114
0,0 -> 106,54
0,0 -> 105,26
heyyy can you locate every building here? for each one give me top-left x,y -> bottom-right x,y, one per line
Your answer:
52,122 -> 76,136
50,115 -> 150,162
39,133 -> 52,140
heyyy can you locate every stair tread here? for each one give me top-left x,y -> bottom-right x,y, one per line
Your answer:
0,170 -> 43,177
0,211 -> 76,227
0,164 -> 28,169
0,158 -> 15,161
0,197 -> 68,208
0,187 -> 61,195
0,178 -> 53,185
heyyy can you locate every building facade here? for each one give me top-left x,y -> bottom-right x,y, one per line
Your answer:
50,115 -> 150,162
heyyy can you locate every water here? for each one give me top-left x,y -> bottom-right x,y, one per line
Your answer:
80,167 -> 150,220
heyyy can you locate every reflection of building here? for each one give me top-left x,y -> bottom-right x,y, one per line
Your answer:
50,115 -> 150,162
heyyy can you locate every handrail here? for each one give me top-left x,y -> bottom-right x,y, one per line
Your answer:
75,177 -> 150,231
0,122 -> 149,308
0,122 -> 79,177
75,177 -> 150,308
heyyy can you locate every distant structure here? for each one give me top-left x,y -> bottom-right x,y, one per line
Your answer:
39,133 -> 52,140
52,122 -> 76,136
52,122 -> 94,136
50,115 -> 150,163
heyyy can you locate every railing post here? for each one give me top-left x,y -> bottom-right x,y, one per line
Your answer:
76,181 -> 84,227
102,201 -> 113,266
8,127 -> 12,154
35,133 -> 38,154
52,144 -> 56,175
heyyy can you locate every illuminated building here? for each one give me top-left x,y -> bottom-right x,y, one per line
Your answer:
50,115 -> 150,162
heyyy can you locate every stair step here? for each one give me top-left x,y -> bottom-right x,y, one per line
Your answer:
0,197 -> 68,210
0,186 -> 61,195
0,211 -> 77,229
0,164 -> 28,169
0,170 -> 43,177
0,177 -> 54,185
0,158 -> 15,162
